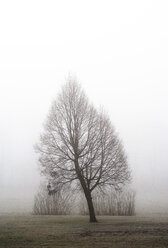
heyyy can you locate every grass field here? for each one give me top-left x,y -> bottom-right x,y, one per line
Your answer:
0,214 -> 168,248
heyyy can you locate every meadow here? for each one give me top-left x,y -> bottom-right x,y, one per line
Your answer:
0,214 -> 168,248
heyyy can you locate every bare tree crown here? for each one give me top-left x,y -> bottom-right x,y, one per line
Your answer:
36,79 -> 130,195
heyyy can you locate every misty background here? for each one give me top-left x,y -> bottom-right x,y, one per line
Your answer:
0,0 -> 168,213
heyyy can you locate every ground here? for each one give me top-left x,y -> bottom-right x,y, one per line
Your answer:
0,214 -> 168,248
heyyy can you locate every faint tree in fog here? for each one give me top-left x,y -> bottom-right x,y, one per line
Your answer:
36,79 -> 131,222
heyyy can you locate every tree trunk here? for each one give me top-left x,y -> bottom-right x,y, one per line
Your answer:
74,160 -> 97,222
85,192 -> 97,222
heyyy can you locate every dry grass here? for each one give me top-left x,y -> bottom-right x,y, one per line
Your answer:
0,214 -> 168,247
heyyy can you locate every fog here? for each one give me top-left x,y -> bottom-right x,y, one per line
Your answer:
0,0 -> 168,213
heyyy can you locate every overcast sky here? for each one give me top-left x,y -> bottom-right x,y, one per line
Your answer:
0,0 -> 168,213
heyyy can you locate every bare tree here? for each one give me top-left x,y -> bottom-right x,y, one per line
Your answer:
36,79 -> 130,222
